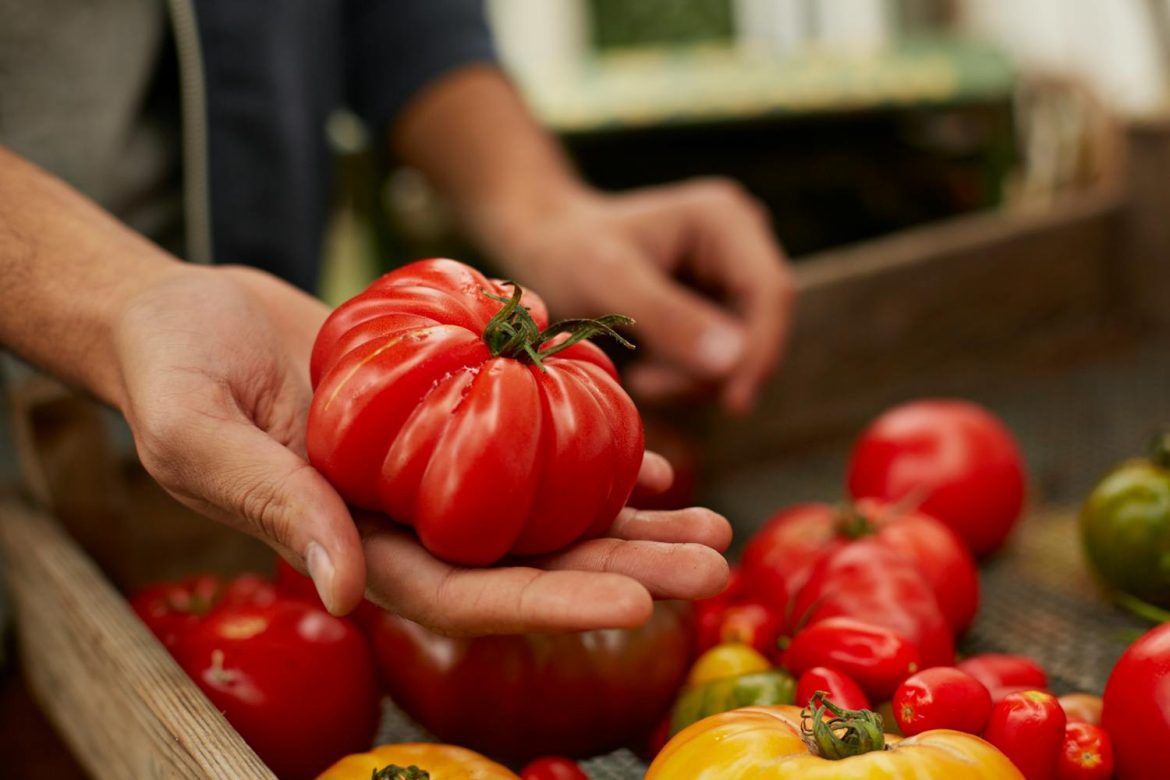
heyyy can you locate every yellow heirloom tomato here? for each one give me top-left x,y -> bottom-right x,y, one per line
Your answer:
687,643 -> 772,686
648,695 -> 1023,780
316,743 -> 518,779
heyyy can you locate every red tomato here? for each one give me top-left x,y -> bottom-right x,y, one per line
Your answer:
179,599 -> 381,780
741,499 -> 979,635
307,258 -> 643,565
1057,693 -> 1102,726
846,399 -> 1027,556
131,573 -> 276,650
795,666 -> 871,711
983,690 -> 1066,780
1056,722 -> 1113,780
787,539 -> 955,668
958,654 -> 1049,701
1102,621 -> 1170,780
519,757 -> 588,780
714,602 -> 783,655
782,617 -> 920,700
363,602 -> 694,762
893,667 -> 992,736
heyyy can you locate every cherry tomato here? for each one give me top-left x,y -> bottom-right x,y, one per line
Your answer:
983,690 -> 1066,780
1102,621 -> 1170,780
893,667 -> 992,736
179,599 -> 381,780
957,654 -> 1048,694
782,617 -> 920,700
1056,722 -> 1113,780
847,399 -> 1027,556
716,602 -> 783,653
519,757 -> 588,780
1057,693 -> 1103,726
688,644 -> 771,687
795,666 -> 871,711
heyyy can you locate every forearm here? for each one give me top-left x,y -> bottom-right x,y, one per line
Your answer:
0,145 -> 181,407
390,65 -> 595,260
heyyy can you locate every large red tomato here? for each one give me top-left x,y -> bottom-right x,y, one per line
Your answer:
741,499 -> 979,634
1102,622 -> 1170,780
363,602 -> 694,762
307,258 -> 644,565
846,399 -> 1027,556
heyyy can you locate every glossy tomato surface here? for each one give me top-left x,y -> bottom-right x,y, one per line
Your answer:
741,499 -> 978,635
781,617 -> 920,700
847,399 -> 1026,556
893,667 -> 991,736
984,690 -> 1066,780
179,599 -> 381,780
131,574 -> 277,650
519,757 -> 589,780
364,601 -> 694,762
1102,622 -> 1170,780
307,258 -> 643,565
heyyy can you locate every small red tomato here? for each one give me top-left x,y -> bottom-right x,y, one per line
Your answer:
519,756 -> 588,780
795,667 -> 871,711
716,601 -> 783,653
847,399 -> 1027,556
782,617 -> 920,700
983,690 -> 1067,780
990,684 -> 1052,703
958,654 -> 1048,691
893,667 -> 992,736
1056,722 -> 1113,780
1057,693 -> 1103,726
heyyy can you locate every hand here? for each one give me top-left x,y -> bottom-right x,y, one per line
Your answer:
112,264 -> 730,631
489,178 -> 795,413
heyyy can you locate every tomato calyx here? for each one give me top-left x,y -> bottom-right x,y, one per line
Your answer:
836,506 -> 878,540
372,765 -> 430,780
482,285 -> 634,369
800,691 -> 887,759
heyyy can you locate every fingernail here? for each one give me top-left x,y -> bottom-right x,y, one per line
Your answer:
305,541 -> 337,614
696,325 -> 744,375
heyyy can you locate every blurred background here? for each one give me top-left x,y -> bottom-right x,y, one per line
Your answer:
320,0 -> 1169,303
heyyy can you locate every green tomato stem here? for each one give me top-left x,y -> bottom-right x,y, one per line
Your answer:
800,691 -> 887,760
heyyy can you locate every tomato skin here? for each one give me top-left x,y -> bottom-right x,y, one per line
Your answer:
782,617 -> 921,700
178,599 -> 381,780
847,399 -> 1027,556
983,690 -> 1067,780
519,757 -> 588,780
1080,456 -> 1170,608
307,258 -> 644,565
742,500 -> 979,636
957,654 -> 1049,692
364,602 -> 694,762
131,573 -> 276,650
1102,622 -> 1170,780
1056,722 -> 1113,780
795,666 -> 870,711
893,667 -> 992,736
787,539 -> 955,669
1057,693 -> 1103,726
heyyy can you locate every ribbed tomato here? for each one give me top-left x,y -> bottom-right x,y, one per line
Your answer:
307,258 -> 643,565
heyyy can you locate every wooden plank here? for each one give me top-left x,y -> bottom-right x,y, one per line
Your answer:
0,498 -> 274,780
699,188 -> 1127,470
1119,116 -> 1170,329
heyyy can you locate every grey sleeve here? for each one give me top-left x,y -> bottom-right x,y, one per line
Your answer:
344,0 -> 498,132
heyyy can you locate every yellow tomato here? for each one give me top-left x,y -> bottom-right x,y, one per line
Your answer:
316,743 -> 517,779
687,643 -> 772,686
647,705 -> 1023,779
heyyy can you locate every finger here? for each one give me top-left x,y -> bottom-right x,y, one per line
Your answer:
360,524 -> 654,634
636,450 -> 674,494
590,240 -> 747,381
610,506 -> 733,552
625,361 -> 707,403
533,539 -> 729,600
144,413 -> 367,616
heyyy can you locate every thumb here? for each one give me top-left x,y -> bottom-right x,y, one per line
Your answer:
143,415 -> 367,615
601,248 -> 746,380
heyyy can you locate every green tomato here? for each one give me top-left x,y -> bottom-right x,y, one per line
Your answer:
669,668 -> 796,736
1081,443 -> 1170,609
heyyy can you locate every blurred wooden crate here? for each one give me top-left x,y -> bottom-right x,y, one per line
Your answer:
1,117 -> 1168,779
